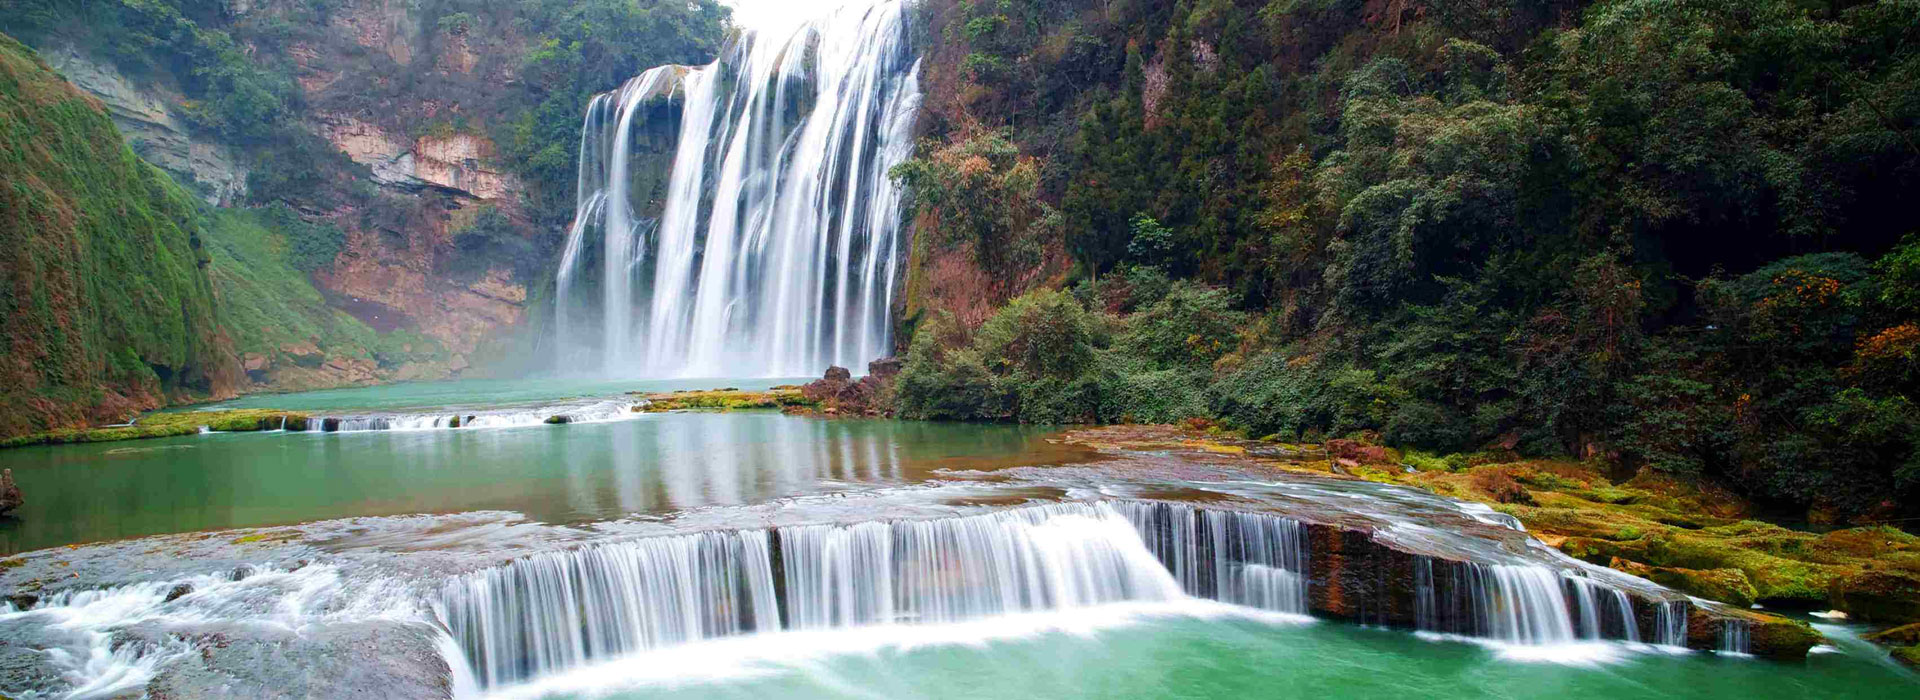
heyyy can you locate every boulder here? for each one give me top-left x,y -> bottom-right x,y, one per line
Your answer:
0,469 -> 22,515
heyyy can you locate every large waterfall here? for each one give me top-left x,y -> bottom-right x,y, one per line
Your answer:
553,0 -> 923,377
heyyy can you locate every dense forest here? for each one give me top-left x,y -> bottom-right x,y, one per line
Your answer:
889,0 -> 1920,522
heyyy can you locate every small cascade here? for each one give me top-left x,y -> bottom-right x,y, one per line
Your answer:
1417,560 -> 1642,645
304,400 -> 643,433
1653,600 -> 1691,647
436,532 -> 778,688
1110,502 -> 1310,614
436,503 -> 1182,689
1719,619 -> 1751,655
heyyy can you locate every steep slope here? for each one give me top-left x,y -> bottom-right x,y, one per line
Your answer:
0,34 -> 238,435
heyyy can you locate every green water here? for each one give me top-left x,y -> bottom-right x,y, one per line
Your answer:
198,376 -> 813,411
518,613 -> 1917,699
0,411 -> 1067,554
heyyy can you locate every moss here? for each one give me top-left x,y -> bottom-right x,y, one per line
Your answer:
1891,645 -> 1920,668
1747,615 -> 1824,660
1645,567 -> 1759,608
0,33 -> 232,438
638,389 -> 817,412
0,409 -> 309,448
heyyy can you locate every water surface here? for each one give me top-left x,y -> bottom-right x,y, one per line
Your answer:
0,412 -> 1076,553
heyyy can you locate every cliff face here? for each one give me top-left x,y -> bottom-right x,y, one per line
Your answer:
7,0 -> 543,396
0,34 -> 239,435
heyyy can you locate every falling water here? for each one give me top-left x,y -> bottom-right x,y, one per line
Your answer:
1654,600 -> 1691,647
553,0 -> 923,377
302,400 -> 644,433
436,504 -> 1183,688
1112,503 -> 1310,614
1720,618 -> 1751,655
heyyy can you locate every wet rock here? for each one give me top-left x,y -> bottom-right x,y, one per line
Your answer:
544,415 -> 571,425
1893,645 -> 1920,669
139,620 -> 455,700
5,593 -> 39,609
0,468 -> 22,515
1687,606 -> 1822,660
164,584 -> 193,603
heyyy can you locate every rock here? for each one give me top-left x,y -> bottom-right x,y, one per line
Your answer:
1642,566 -> 1759,608
1830,570 -> 1920,623
5,594 -> 39,610
868,357 -> 903,379
1865,622 -> 1920,646
0,469 -> 22,515
1893,645 -> 1920,669
544,415 -> 570,425
823,366 -> 852,383
164,584 -> 194,603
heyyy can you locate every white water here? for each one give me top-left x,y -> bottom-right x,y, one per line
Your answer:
554,0 -> 923,378
302,399 -> 645,433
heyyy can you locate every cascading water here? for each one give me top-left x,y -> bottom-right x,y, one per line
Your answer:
1113,502 -> 1310,615
301,400 -> 645,433
1720,618 -> 1751,655
1654,599 -> 1691,647
553,0 -> 923,377
436,503 -> 1184,688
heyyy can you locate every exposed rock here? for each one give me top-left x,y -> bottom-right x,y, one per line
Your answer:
800,359 -> 900,416
1609,560 -> 1760,608
164,583 -> 194,603
36,43 -> 249,204
1830,569 -> 1920,623
1865,622 -> 1920,646
0,469 -> 22,515
317,114 -> 515,200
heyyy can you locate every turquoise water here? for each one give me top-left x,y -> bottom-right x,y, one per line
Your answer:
0,411 -> 1067,554
502,610 -> 1917,699
196,376 -> 814,412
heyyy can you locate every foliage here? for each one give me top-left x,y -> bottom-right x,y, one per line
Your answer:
0,33 -> 227,435
900,0 -> 1920,518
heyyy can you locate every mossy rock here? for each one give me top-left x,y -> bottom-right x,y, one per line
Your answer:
1645,566 -> 1759,608
1892,645 -> 1920,669
1748,615 -> 1824,660
1864,622 -> 1920,646
1829,570 -> 1920,623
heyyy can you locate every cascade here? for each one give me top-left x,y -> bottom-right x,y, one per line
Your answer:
1720,618 -> 1751,654
553,0 -> 923,377
1110,502 -> 1310,614
302,400 -> 643,433
434,502 -> 1679,690
1653,600 -> 1691,647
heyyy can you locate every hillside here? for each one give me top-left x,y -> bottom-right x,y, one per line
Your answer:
0,33 -> 237,435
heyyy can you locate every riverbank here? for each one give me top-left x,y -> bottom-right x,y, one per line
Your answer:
0,409 -> 311,448
1058,423 -> 1920,666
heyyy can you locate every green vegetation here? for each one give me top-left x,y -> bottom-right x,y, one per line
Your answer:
0,32 -> 230,436
897,0 -> 1920,522
636,388 -> 816,411
202,206 -> 444,369
0,408 -> 311,448
499,0 -> 731,226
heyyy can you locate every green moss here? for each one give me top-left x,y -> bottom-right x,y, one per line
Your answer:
1891,645 -> 1920,668
1645,567 -> 1759,608
0,409 -> 308,448
639,389 -> 817,412
0,33 -> 229,437
1865,622 -> 1920,646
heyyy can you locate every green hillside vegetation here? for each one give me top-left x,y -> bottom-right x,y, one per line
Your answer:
895,0 -> 1920,522
0,32 -> 234,435
202,206 -> 444,370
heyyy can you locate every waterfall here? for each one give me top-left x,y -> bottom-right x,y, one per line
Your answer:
554,0 -> 923,378
1719,618 -> 1751,655
1416,560 -> 1651,646
1653,599 -> 1690,647
436,503 -> 1182,689
1111,502 -> 1310,615
434,502 -> 1688,690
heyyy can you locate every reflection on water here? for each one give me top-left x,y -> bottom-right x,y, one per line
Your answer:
0,413 -> 1083,554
